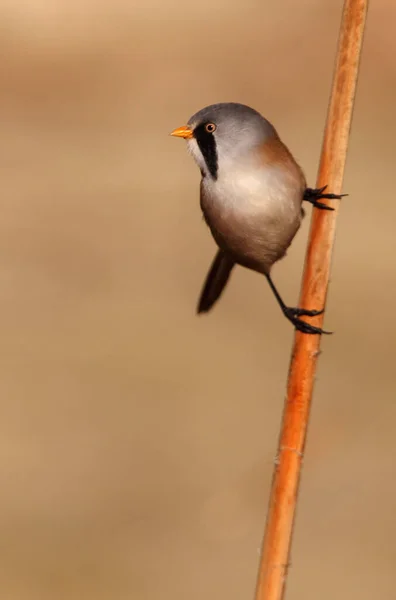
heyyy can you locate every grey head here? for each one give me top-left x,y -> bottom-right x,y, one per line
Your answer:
186,103 -> 278,180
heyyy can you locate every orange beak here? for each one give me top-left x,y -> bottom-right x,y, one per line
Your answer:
170,125 -> 194,140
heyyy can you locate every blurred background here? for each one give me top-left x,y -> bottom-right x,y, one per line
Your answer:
0,0 -> 395,598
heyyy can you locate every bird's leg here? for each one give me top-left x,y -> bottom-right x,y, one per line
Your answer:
265,274 -> 331,335
304,185 -> 347,211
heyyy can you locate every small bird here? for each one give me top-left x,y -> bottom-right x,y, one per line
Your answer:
171,103 -> 343,334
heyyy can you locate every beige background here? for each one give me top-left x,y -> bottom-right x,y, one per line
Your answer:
0,0 -> 395,598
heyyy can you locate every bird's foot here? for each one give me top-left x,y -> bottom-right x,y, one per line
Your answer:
283,306 -> 332,335
304,185 -> 347,211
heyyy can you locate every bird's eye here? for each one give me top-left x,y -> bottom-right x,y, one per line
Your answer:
205,123 -> 216,133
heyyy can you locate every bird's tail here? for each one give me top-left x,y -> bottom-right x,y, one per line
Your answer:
197,251 -> 235,314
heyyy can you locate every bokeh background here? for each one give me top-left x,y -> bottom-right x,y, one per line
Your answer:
0,0 -> 395,598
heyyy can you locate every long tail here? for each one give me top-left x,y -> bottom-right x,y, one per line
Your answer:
197,251 -> 235,314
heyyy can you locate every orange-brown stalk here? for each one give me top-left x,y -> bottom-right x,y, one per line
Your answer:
254,1 -> 368,599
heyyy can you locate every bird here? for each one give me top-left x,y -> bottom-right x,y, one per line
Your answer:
171,102 -> 344,334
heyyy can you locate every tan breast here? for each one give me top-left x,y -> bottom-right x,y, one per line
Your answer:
200,137 -> 306,274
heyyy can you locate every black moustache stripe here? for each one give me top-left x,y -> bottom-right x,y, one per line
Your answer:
193,124 -> 218,180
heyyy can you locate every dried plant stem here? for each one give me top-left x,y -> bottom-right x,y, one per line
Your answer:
254,1 -> 368,600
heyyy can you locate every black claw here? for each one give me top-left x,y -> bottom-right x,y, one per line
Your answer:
265,274 -> 333,336
312,201 -> 335,211
320,193 -> 348,200
304,186 -> 347,211
285,306 -> 324,318
294,319 -> 331,335
283,306 -> 332,335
